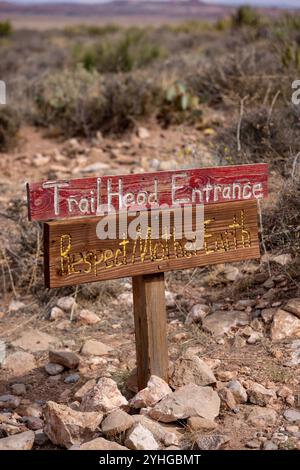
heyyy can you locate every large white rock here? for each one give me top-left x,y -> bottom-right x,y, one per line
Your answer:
81,339 -> 112,356
131,415 -> 179,447
247,382 -> 276,406
148,384 -> 220,423
44,401 -> 103,448
125,424 -> 159,450
2,351 -> 36,376
11,329 -> 60,353
227,380 -> 247,404
247,406 -> 277,428
101,409 -> 134,436
77,309 -> 100,325
80,377 -> 128,413
169,355 -> 216,389
202,310 -> 249,337
271,309 -> 300,341
0,431 -> 35,450
130,375 -> 172,409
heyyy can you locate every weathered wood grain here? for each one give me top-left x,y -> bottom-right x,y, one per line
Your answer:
132,273 -> 169,389
28,164 -> 268,221
44,200 -> 260,288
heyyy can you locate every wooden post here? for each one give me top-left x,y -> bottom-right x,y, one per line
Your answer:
132,272 -> 169,390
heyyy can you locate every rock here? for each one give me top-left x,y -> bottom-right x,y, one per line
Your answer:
49,350 -> 80,369
185,304 -> 210,325
216,370 -> 236,382
271,309 -> 300,341
64,374 -> 80,384
34,430 -> 49,446
169,355 -> 216,389
223,266 -> 240,281
80,377 -> 128,413
284,349 -> 300,367
159,160 -> 178,171
9,300 -> 26,312
130,375 -> 172,409
218,388 -> 237,410
2,351 -> 37,376
194,433 -> 230,450
88,147 -> 104,159
272,254 -> 292,266
74,379 -> 96,401
202,310 -> 249,337
81,339 -> 112,356
23,416 -> 43,431
148,384 -> 220,423
261,308 -> 276,324
45,363 -> 64,376
246,439 -> 261,449
16,402 -> 42,418
126,368 -> 138,393
76,437 -> 128,450
285,298 -> 300,319
44,401 -> 103,448
284,409 -> 300,423
137,127 -> 150,139
131,415 -> 179,446
247,382 -> 276,406
165,290 -> 176,308
11,329 -> 60,353
0,430 -> 35,450
247,406 -> 277,427
56,296 -> 77,313
50,307 -> 65,321
247,331 -> 263,344
81,162 -> 109,173
101,410 -> 134,436
235,299 -> 256,309
187,417 -> 217,432
0,395 -> 21,409
263,440 -> 278,450
11,383 -> 26,396
227,380 -> 247,404
0,340 -> 6,365
78,309 -> 100,325
125,423 -> 159,450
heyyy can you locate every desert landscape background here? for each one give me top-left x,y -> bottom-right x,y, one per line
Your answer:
0,0 -> 300,452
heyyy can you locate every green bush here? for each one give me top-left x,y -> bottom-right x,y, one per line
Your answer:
0,107 -> 20,151
232,6 -> 261,28
0,21 -> 12,37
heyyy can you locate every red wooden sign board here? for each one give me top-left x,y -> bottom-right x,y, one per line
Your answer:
26,163 -> 268,221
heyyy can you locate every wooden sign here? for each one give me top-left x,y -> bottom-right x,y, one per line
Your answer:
27,164 -> 268,221
44,200 -> 259,288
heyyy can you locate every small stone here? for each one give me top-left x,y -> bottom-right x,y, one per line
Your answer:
16,402 -> 43,418
261,308 -> 276,324
81,339 -> 112,356
82,162 -> 109,173
169,355 -> 216,389
247,406 -> 277,427
165,291 -> 176,308
137,127 -> 150,139
271,309 -> 300,341
11,329 -> 60,353
125,423 -> 159,450
0,340 -> 6,365
224,266 -> 240,281
0,395 -> 21,409
247,332 -> 263,344
45,363 -> 64,376
77,309 -> 100,325
34,430 -> 49,446
246,439 -> 261,449
44,401 -> 103,448
88,147 -> 104,159
187,416 -> 217,432
64,374 -> 80,384
284,298 -> 300,319
218,388 -> 237,410
76,437 -> 128,450
74,379 -> 96,401
149,384 -> 220,423
2,351 -> 37,376
56,296 -> 76,313
227,380 -> 247,403
101,409 -> 134,437
11,384 -> 26,396
263,440 -> 278,450
284,409 -> 300,423
49,350 -> 80,369
9,300 -> 26,312
0,430 -> 35,450
131,415 -> 178,446
216,370 -> 236,382
50,307 -> 65,321
56,320 -> 72,330
272,254 -> 292,266
286,425 -> 299,433
277,385 -> 293,399
185,304 -> 210,325
194,433 -> 230,450
23,416 -> 43,431
247,382 -> 276,406
80,377 -> 128,413
130,375 -> 171,409
202,310 -> 249,337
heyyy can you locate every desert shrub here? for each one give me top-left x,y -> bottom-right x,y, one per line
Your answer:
0,21 -> 12,37
74,27 -> 167,73
232,6 -> 261,29
0,107 -> 20,151
65,23 -> 120,37
216,105 -> 300,176
34,67 -> 107,137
